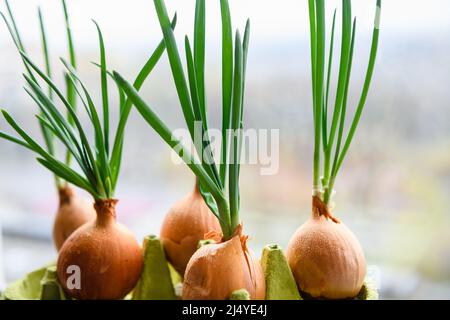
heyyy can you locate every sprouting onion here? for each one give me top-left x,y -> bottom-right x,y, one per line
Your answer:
114,0 -> 265,300
0,10 -> 177,299
287,0 -> 382,299
0,0 -> 96,250
157,0 -> 221,277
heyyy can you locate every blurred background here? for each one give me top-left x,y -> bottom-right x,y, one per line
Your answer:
0,0 -> 449,299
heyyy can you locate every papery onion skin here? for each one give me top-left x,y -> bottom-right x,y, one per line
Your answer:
53,185 -> 96,251
57,199 -> 143,300
182,233 -> 266,300
286,196 -> 366,299
160,184 -> 221,275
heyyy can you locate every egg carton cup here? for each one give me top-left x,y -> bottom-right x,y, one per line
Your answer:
0,236 -> 377,300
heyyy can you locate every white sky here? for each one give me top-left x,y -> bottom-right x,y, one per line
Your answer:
0,0 -> 449,52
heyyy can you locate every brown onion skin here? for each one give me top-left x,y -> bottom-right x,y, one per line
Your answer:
182,233 -> 266,300
160,183 -> 221,275
286,196 -> 366,299
53,185 -> 96,251
57,199 -> 143,300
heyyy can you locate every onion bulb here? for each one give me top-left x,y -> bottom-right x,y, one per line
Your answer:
160,181 -> 221,275
53,185 -> 95,251
57,199 -> 143,300
182,226 -> 266,300
286,196 -> 366,299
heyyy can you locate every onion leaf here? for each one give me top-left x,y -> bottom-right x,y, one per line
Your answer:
153,0 -> 196,141
219,0 -> 233,185
194,0 -> 206,120
229,31 -> 244,231
322,9 -> 337,152
92,20 -> 110,156
61,0 -> 77,166
312,0 -> 326,191
109,14 -> 177,190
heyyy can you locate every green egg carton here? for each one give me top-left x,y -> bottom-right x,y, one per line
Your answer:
132,235 -> 181,300
0,262 -> 66,300
0,238 -> 378,300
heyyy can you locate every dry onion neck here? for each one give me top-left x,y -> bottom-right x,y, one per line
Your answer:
58,184 -> 75,206
94,198 -> 118,226
205,223 -> 248,246
312,195 -> 340,223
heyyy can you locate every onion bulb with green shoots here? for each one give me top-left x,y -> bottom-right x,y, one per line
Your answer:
160,179 -> 221,275
0,15 -> 176,298
0,0 -> 96,251
286,0 -> 382,299
115,0 -> 265,300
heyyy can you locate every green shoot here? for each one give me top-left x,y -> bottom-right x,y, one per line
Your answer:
219,0 -> 233,185
322,9 -> 337,151
194,0 -> 206,119
312,0 -> 325,192
1,0 -> 80,188
92,20 -> 110,156
309,0 -> 382,206
0,19 -> 173,200
2,0 -> 36,83
108,14 -> 177,190
229,31 -> 243,230
38,7 -> 52,100
115,0 -> 250,240
62,0 -> 77,166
